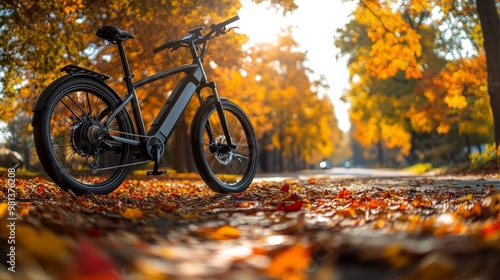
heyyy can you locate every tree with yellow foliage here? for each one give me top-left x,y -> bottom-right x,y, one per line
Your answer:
338,0 -> 496,165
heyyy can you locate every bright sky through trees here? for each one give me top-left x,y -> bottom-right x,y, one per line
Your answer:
238,0 -> 357,131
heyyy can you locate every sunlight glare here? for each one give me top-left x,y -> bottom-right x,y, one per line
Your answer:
266,235 -> 285,245
238,0 -> 357,132
238,0 -> 287,45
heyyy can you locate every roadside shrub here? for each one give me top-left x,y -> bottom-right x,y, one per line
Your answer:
469,143 -> 498,168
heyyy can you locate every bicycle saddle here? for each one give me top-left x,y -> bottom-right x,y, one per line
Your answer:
96,25 -> 135,44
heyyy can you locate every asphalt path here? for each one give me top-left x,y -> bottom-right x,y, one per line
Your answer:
255,167 -> 500,188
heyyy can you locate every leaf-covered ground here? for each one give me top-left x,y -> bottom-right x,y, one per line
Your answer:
1,174 -> 500,279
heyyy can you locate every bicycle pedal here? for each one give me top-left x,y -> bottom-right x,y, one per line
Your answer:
146,170 -> 167,176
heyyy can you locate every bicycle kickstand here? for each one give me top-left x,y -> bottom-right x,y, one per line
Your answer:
147,143 -> 166,176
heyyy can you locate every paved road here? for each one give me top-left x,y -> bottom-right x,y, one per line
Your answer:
256,167 -> 500,188
256,167 -> 413,180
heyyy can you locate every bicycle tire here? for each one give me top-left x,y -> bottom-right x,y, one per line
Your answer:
191,99 -> 258,193
33,76 -> 134,195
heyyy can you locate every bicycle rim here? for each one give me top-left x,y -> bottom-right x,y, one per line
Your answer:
38,79 -> 133,194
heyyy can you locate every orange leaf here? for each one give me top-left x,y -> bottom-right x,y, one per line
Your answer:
121,208 -> 143,220
206,225 -> 240,240
266,244 -> 312,278
337,188 -> 350,199
400,203 -> 407,211
369,199 -> 379,209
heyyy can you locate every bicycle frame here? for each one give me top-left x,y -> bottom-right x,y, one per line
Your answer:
102,39 -> 234,151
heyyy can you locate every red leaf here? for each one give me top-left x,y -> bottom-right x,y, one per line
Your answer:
337,188 -> 350,199
87,227 -> 101,237
70,238 -> 117,278
482,221 -> 500,237
281,183 -> 290,193
37,184 -> 46,194
276,201 -> 303,211
289,192 -> 301,201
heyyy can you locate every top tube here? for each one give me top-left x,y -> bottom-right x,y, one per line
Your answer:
133,63 -> 200,89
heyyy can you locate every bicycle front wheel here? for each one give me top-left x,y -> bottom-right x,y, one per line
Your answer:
33,76 -> 134,195
191,99 -> 258,193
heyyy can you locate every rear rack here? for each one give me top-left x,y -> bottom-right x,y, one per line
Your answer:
61,65 -> 110,81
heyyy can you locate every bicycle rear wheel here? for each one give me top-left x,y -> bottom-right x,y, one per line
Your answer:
33,76 -> 134,195
191,99 -> 258,193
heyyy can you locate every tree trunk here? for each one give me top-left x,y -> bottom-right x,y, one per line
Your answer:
377,140 -> 384,166
476,0 -> 500,146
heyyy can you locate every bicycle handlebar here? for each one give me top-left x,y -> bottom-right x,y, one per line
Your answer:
210,15 -> 240,33
153,39 -> 179,54
154,15 -> 240,54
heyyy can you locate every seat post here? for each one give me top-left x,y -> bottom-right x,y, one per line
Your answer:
116,41 -> 147,136
116,41 -> 135,93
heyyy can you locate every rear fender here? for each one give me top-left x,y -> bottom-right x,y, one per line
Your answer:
32,65 -> 119,128
32,65 -> 112,112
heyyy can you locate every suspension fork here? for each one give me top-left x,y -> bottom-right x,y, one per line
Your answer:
196,82 -> 235,148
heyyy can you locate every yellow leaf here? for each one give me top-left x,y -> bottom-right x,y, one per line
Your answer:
0,202 -> 7,217
444,93 -> 467,109
17,225 -> 70,263
19,207 -> 30,217
383,243 -> 411,268
122,208 -> 144,220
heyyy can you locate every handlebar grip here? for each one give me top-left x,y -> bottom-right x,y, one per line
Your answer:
212,15 -> 240,31
153,43 -> 169,54
219,15 -> 240,27
154,40 -> 178,54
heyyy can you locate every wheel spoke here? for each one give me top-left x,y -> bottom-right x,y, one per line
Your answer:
66,93 -> 91,119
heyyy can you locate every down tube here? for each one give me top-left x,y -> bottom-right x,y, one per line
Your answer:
148,77 -> 199,143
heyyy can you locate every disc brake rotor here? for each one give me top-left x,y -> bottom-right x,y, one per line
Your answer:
213,135 -> 233,165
